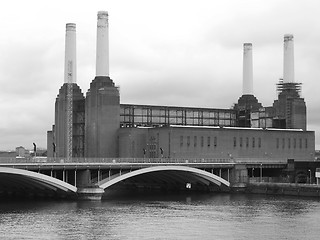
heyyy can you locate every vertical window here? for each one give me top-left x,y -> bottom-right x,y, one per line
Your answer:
258,138 -> 261,148
187,136 -> 190,147
288,138 -> 291,149
305,139 -> 308,148
233,137 -> 237,147
294,138 -> 296,149
299,138 -> 302,149
214,136 -> 217,147
194,136 -> 197,147
252,137 -> 255,148
207,136 -> 211,147
282,138 -> 285,149
276,138 -> 279,149
180,136 -> 183,147
246,137 -> 249,148
201,136 -> 204,147
240,137 -> 243,147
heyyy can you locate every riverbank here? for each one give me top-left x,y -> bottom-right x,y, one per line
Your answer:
232,182 -> 320,198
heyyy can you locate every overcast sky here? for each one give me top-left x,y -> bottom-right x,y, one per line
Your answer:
1,0 -> 320,151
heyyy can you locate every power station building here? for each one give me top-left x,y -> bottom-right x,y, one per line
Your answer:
47,12 -> 315,162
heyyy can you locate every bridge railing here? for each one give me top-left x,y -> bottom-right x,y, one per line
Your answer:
0,157 -> 288,164
0,157 -> 235,164
234,158 -> 288,164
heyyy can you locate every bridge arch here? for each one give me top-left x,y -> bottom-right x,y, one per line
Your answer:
99,165 -> 230,190
0,167 -> 77,197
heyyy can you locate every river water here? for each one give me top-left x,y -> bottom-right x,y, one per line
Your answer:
0,193 -> 319,239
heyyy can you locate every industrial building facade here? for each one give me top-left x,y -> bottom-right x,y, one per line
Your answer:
47,12 -> 314,162
118,126 -> 314,161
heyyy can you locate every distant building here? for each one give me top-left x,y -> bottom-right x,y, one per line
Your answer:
0,151 -> 16,158
16,146 -> 28,157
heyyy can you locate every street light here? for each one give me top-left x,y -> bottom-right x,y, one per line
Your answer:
33,142 -> 37,157
308,169 -> 311,184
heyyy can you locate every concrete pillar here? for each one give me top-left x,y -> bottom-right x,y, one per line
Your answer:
96,11 -> 109,77
243,43 -> 253,95
75,169 -> 105,200
74,170 -> 77,187
62,169 -> 65,182
230,164 -> 248,184
76,169 -> 92,187
64,23 -> 77,83
283,34 -> 294,83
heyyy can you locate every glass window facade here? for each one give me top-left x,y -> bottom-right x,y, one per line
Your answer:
120,104 -> 236,128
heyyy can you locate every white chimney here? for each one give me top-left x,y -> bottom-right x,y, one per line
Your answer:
96,11 -> 109,77
243,43 -> 253,95
283,34 -> 294,83
64,23 -> 77,83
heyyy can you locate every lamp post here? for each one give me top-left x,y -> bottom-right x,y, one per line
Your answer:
33,142 -> 37,157
308,169 -> 311,184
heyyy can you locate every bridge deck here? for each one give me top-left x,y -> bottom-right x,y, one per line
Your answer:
0,157 -> 287,170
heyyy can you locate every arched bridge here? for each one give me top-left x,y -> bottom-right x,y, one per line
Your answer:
0,167 -> 77,198
99,165 -> 230,191
1,157 -> 283,199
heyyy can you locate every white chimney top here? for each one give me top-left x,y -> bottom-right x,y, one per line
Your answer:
283,34 -> 294,83
96,11 -> 109,77
64,23 -> 77,83
242,43 -> 253,95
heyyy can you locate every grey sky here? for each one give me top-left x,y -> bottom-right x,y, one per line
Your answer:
1,0 -> 320,150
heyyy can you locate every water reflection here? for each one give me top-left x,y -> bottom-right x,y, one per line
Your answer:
0,193 -> 320,239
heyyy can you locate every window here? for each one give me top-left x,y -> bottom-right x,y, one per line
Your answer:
282,138 -> 285,149
233,137 -> 237,147
207,137 -> 211,147
276,138 -> 279,149
180,136 -> 183,147
187,136 -> 190,147
305,139 -> 308,148
214,136 -> 217,147
293,138 -> 296,149
299,138 -> 302,149
258,138 -> 261,148
240,137 -> 243,147
288,138 -> 291,149
194,136 -> 197,147
246,137 -> 249,148
201,136 -> 204,147
252,137 -> 255,148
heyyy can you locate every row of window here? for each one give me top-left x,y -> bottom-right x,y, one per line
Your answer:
276,138 -> 308,149
233,137 -> 262,148
179,136 -> 309,149
180,136 -> 217,148
120,106 -> 236,119
120,116 -> 235,127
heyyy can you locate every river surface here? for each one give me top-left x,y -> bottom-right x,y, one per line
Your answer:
0,193 -> 319,239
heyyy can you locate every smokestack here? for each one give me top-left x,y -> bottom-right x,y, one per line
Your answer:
96,11 -> 109,77
64,23 -> 77,83
283,34 -> 294,83
243,43 -> 253,95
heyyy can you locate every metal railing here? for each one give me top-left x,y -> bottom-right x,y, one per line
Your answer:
0,157 -> 288,165
0,157 -> 235,164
